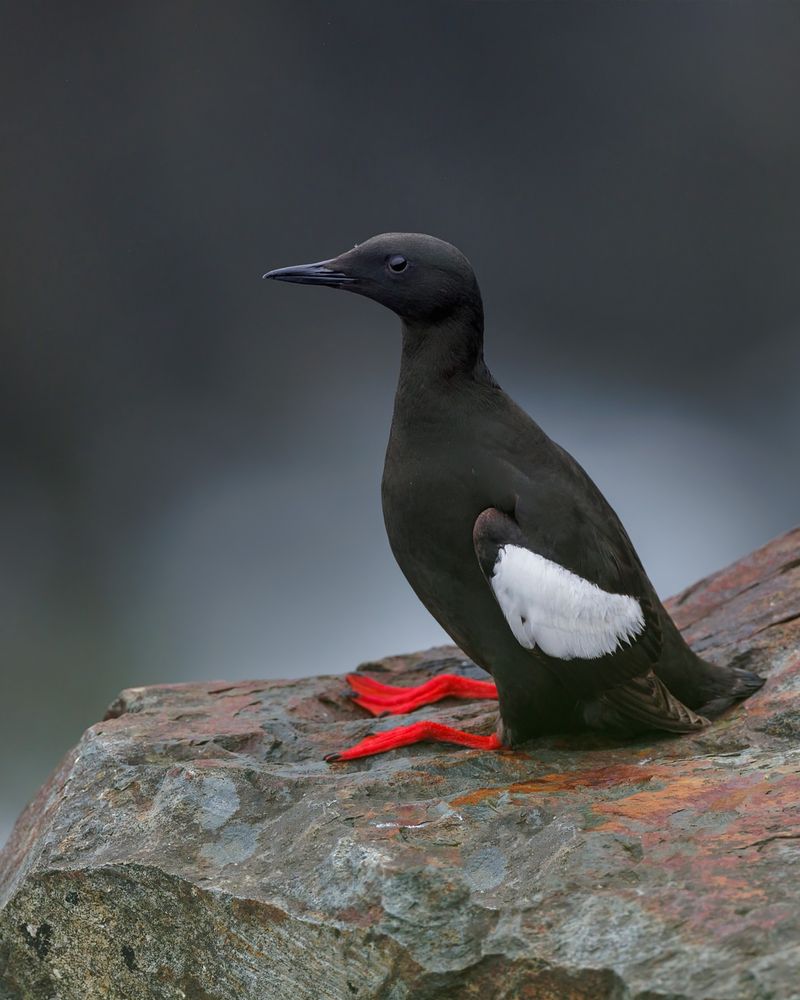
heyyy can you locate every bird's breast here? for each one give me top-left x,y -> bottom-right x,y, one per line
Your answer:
381,444 -> 484,558
380,438 -> 506,652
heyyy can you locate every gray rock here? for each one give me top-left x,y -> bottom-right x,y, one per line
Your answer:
2,528 -> 800,999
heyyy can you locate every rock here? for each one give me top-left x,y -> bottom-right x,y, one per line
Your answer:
2,529 -> 799,1000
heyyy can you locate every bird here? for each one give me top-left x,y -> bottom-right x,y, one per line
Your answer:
264,233 -> 764,762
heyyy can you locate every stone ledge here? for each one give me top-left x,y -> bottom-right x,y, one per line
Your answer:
1,528 -> 799,999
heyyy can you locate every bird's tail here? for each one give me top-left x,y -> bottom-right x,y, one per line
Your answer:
695,659 -> 765,718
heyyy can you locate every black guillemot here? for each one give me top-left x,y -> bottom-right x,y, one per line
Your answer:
265,233 -> 764,761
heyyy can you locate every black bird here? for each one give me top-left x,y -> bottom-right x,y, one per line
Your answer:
265,234 -> 764,761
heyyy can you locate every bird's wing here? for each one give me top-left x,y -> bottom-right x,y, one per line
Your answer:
473,506 -> 661,694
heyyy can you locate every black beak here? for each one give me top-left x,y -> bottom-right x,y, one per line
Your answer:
262,259 -> 356,287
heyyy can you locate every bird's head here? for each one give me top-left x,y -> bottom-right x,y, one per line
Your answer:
264,233 -> 481,326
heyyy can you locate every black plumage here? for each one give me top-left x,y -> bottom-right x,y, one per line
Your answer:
265,233 -> 763,752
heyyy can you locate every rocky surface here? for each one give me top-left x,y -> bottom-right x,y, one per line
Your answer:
2,528 -> 800,1000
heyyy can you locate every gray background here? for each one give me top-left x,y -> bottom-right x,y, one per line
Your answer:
2,1 -> 799,845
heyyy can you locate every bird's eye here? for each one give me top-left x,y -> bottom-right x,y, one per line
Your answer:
387,254 -> 408,273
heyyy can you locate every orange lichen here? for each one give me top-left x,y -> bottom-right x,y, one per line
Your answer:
451,763 -> 658,807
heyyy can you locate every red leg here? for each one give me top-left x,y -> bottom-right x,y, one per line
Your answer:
346,672 -> 498,716
325,721 -> 503,762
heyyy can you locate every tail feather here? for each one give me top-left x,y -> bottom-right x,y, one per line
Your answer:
697,664 -> 765,718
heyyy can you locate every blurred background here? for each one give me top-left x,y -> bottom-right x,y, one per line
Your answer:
2,1 -> 799,845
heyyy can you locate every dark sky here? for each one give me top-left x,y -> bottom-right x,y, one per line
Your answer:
1,1 -> 799,841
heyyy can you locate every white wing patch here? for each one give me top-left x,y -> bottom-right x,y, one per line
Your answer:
490,545 -> 645,660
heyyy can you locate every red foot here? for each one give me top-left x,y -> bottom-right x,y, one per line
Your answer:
346,672 -> 498,717
325,721 -> 503,762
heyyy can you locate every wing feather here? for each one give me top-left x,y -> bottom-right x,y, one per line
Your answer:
490,544 -> 645,660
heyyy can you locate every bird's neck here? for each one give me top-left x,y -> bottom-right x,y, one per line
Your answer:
389,304 -> 500,456
398,301 -> 492,387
